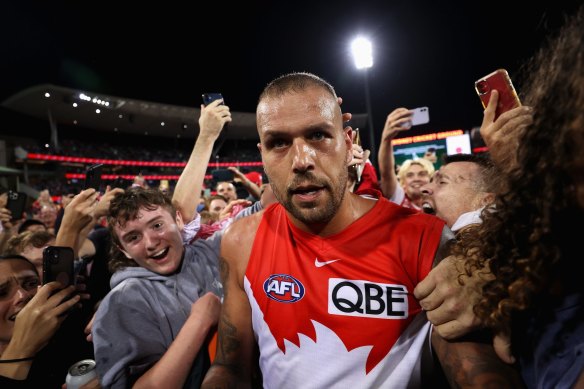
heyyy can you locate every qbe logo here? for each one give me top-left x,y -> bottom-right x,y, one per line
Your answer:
263,274 -> 305,303
328,278 -> 408,319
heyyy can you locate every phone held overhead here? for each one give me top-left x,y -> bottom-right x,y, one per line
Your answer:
401,107 -> 430,129
84,163 -> 103,191
475,69 -> 521,119
202,93 -> 224,106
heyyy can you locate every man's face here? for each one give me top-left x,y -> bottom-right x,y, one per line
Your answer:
114,206 -> 184,275
209,198 -> 227,216
402,163 -> 431,200
257,86 -> 352,225
0,259 -> 39,344
216,182 -> 237,202
421,162 -> 484,228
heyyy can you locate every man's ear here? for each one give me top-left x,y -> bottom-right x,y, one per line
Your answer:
480,192 -> 496,208
257,142 -> 262,153
175,211 -> 185,231
345,127 -> 354,165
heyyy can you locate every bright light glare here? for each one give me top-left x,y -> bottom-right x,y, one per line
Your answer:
351,37 -> 373,69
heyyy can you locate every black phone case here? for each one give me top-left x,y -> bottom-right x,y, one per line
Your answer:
202,93 -> 224,106
43,246 -> 75,286
6,191 -> 27,220
84,164 -> 103,190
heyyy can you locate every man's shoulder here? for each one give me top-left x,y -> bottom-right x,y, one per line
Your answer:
223,208 -> 265,243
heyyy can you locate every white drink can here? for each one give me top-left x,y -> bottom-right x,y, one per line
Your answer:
66,359 -> 97,389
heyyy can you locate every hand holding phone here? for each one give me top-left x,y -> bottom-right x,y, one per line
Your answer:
475,69 -> 521,119
400,107 -> 430,129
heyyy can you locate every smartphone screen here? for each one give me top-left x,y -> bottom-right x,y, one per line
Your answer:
6,191 -> 27,220
475,69 -> 521,119
84,163 -> 103,191
42,246 -> 75,286
202,93 -> 224,106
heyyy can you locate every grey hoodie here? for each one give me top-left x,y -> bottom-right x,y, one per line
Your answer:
92,233 -> 222,388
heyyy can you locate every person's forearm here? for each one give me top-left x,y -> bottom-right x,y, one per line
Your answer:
0,343 -> 36,380
0,360 -> 33,381
133,316 -> 214,389
201,365 -> 244,389
173,133 -> 219,223
432,330 -> 525,388
241,180 -> 261,200
55,223 -> 79,255
74,219 -> 96,258
377,141 -> 398,199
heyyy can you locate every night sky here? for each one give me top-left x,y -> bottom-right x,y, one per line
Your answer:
1,1 -> 581,149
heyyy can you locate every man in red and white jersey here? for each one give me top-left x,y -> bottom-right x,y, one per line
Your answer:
202,72 -> 523,388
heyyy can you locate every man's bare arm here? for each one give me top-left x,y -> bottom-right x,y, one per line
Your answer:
173,100 -> 231,223
432,330 -> 525,388
201,217 -> 259,388
378,108 -> 412,199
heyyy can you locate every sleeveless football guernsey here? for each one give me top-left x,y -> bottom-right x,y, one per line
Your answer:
244,198 -> 445,388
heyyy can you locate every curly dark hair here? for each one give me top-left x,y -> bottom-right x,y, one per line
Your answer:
107,187 -> 176,273
456,6 -> 584,335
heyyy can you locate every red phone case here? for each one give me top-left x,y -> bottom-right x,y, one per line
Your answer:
475,69 -> 521,119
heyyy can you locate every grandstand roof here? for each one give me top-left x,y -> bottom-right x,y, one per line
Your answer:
2,84 -> 259,140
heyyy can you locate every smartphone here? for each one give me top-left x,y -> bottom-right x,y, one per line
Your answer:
352,129 -> 363,182
6,191 -> 27,220
212,168 -> 234,183
475,69 -> 521,120
411,107 -> 430,126
42,246 -> 75,287
353,128 -> 361,146
84,163 -> 103,191
202,93 -> 224,106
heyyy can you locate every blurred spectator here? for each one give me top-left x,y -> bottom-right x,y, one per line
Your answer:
5,230 -> 55,278
17,219 -> 46,234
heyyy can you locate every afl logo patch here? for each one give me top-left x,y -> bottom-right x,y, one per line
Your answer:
263,274 -> 305,303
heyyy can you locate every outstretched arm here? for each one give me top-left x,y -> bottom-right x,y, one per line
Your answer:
173,99 -> 232,223
228,167 -> 261,200
133,292 -> 221,388
378,108 -> 412,199
202,218 -> 258,388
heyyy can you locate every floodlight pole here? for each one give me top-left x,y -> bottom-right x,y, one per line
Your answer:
363,68 -> 376,168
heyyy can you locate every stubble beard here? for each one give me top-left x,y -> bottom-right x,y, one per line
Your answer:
270,171 -> 348,225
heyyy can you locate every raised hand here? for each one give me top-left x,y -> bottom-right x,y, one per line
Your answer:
10,283 -> 81,356
199,99 -> 232,141
381,107 -> 414,142
480,90 -> 533,172
414,255 -> 492,339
